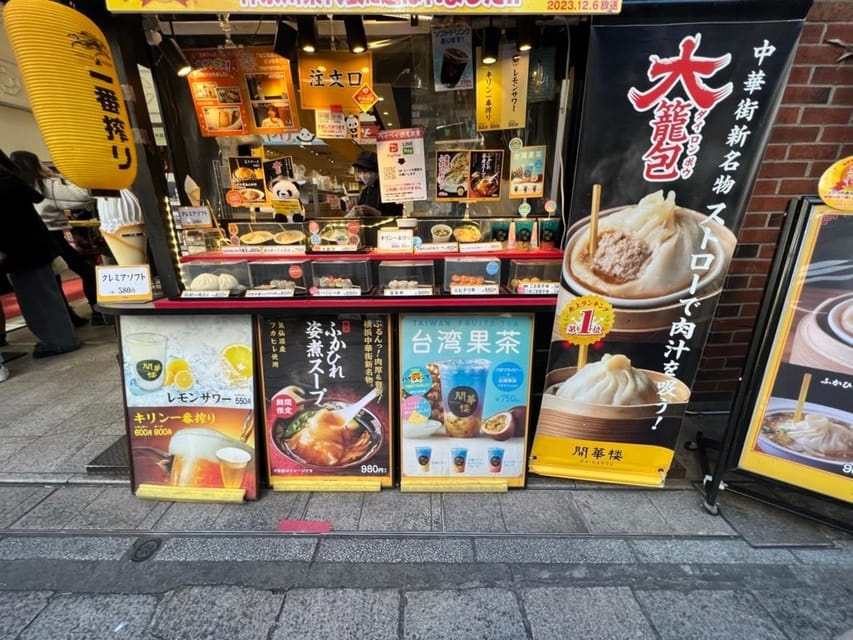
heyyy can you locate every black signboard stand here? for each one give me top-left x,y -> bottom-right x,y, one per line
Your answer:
701,196 -> 853,533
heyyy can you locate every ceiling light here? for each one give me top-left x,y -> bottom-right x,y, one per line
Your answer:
296,16 -> 317,53
482,25 -> 501,65
344,16 -> 367,54
515,16 -> 539,52
160,37 -> 192,77
274,20 -> 298,60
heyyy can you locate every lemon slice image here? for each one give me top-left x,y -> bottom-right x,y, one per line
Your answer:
222,343 -> 253,384
174,369 -> 194,391
164,358 -> 190,386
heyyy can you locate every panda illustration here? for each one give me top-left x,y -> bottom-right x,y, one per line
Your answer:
269,176 -> 305,222
345,114 -> 360,139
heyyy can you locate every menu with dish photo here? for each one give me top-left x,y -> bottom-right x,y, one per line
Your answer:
738,206 -> 853,502
257,315 -> 393,488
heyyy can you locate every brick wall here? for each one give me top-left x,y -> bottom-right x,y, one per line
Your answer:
693,0 -> 853,403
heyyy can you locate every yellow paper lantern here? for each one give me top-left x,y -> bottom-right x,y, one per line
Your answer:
4,0 -> 137,190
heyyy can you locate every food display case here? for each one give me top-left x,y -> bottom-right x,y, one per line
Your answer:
507,260 -> 561,295
182,260 -> 251,295
443,257 -> 501,295
310,259 -> 372,296
378,260 -> 435,296
226,222 -> 306,248
308,220 -> 365,252
248,260 -> 309,296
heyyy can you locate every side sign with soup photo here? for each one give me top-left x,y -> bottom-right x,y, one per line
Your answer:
738,207 -> 853,504
257,315 -> 393,489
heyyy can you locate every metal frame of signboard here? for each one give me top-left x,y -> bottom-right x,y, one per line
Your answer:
701,196 -> 853,533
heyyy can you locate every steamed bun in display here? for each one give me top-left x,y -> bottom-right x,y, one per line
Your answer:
218,273 -> 240,290
570,191 -> 704,299
555,354 -> 659,406
189,273 -> 221,291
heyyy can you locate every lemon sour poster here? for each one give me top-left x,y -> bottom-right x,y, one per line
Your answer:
398,313 -> 534,490
119,315 -> 258,501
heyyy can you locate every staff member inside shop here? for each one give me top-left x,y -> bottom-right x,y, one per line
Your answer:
347,151 -> 403,218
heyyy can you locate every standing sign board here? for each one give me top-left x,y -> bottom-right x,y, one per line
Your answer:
120,315 -> 257,502
737,205 -> 852,504
530,17 -> 806,486
258,315 -> 393,491
399,314 -> 534,491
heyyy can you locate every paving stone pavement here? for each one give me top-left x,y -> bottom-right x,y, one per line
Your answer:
0,317 -> 851,639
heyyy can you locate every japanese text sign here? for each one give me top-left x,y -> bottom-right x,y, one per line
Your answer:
476,45 -> 529,132
107,0 -> 622,15
120,315 -> 258,500
96,265 -> 153,302
258,315 -> 393,487
297,51 -> 373,111
377,128 -> 428,203
532,17 -> 806,488
5,0 -> 137,189
398,314 -> 534,488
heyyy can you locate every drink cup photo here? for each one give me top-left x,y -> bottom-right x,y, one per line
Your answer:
451,447 -> 468,473
415,446 -> 432,472
216,447 -> 252,488
488,447 -> 504,473
437,359 -> 490,437
440,47 -> 470,87
126,333 -> 167,391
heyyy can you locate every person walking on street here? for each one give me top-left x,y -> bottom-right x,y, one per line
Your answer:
0,149 -> 80,359
10,151 -> 104,325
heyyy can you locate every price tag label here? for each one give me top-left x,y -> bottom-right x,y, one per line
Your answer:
450,284 -> 500,296
96,265 -> 153,302
377,229 -> 414,252
518,283 -> 560,295
174,206 -> 212,229
383,288 -> 432,296
180,290 -> 230,298
414,242 -> 458,253
310,244 -> 359,253
261,245 -> 306,256
245,288 -> 295,298
221,246 -> 262,255
458,242 -> 503,253
314,288 -> 362,297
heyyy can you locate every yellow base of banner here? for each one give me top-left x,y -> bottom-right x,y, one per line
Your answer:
400,478 -> 508,492
272,478 -> 385,492
136,483 -> 246,503
529,435 -> 673,488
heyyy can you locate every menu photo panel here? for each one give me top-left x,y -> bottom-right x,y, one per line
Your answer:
120,315 -> 258,501
258,314 -> 393,491
399,313 -> 535,490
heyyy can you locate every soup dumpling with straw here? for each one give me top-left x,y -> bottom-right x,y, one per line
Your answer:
555,354 -> 659,406
570,190 -> 704,299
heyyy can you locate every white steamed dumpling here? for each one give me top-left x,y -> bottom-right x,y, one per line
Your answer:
555,354 -> 659,406
570,190 -> 704,299
189,273 -> 221,291
218,273 -> 240,290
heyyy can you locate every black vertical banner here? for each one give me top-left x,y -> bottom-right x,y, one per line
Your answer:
531,18 -> 806,486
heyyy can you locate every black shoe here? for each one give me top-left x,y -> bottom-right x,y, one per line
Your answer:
90,311 -> 108,326
68,311 -> 89,327
0,333 -> 6,347
33,342 -> 82,359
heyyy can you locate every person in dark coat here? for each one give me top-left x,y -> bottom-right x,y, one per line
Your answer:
347,151 -> 403,218
0,149 -> 80,359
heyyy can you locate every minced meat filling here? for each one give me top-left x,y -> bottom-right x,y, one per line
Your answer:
588,230 -> 651,284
